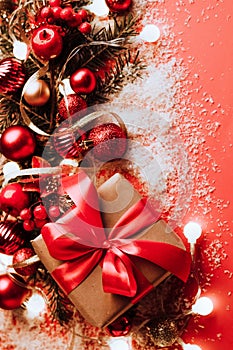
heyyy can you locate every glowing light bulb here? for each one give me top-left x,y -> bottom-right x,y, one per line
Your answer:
192,297 -> 214,316
59,78 -> 75,96
108,337 -> 131,350
25,293 -> 46,318
3,162 -> 20,180
87,0 -> 109,17
182,343 -> 202,350
13,40 -> 28,60
183,222 -> 202,244
139,24 -> 161,43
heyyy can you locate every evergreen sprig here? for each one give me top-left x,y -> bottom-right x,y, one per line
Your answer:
38,268 -> 74,325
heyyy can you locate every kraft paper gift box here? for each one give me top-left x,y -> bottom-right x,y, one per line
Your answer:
32,171 -> 190,328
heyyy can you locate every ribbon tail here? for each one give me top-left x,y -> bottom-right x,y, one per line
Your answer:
121,241 -> 191,283
102,248 -> 138,297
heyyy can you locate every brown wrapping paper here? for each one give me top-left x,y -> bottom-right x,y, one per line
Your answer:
32,173 -> 186,328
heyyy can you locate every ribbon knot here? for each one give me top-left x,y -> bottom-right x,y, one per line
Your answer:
42,171 -> 191,298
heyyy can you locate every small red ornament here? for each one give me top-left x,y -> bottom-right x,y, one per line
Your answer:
49,0 -> 61,7
0,221 -> 26,255
0,125 -> 36,161
107,315 -> 132,336
53,123 -> 87,159
0,57 -> 25,95
23,219 -> 35,232
0,183 -> 30,217
105,0 -> 132,12
13,247 -> 39,276
31,25 -> 63,61
87,122 -> 127,161
60,7 -> 73,21
79,22 -> 92,34
0,274 -> 30,310
70,68 -> 96,94
20,208 -> 32,220
33,204 -> 48,220
58,94 -> 87,121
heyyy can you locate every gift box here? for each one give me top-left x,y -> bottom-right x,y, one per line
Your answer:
32,171 -> 191,328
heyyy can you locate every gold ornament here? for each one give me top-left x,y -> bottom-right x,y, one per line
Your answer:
23,79 -> 50,106
146,317 -> 179,347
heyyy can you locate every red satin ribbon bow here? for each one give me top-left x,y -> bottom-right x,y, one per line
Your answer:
42,171 -> 191,298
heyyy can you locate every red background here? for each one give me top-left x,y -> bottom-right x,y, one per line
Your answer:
154,1 -> 233,349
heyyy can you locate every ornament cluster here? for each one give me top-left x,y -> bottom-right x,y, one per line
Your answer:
0,0 -> 133,315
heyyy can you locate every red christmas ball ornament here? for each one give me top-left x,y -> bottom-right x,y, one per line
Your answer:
31,25 -> 63,61
105,0 -> 132,12
87,123 -> 127,161
107,315 -> 132,336
0,274 -> 30,310
0,57 -> 25,95
0,183 -> 30,217
58,94 -> 87,121
13,247 -> 39,276
70,68 -> 96,94
0,221 -> 26,255
0,125 -> 36,161
53,122 -> 87,159
79,22 -> 92,34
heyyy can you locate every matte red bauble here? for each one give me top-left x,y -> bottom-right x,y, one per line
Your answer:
70,68 -> 96,94
0,221 -> 26,254
0,183 -> 30,217
23,79 -> 50,106
105,0 -> 132,12
88,123 -> 127,161
0,274 -> 29,310
0,125 -> 36,161
31,25 -> 63,61
58,94 -> 87,121
13,248 -> 39,276
0,57 -> 25,95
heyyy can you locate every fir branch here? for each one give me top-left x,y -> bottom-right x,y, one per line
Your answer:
38,268 -> 74,325
86,49 -> 145,104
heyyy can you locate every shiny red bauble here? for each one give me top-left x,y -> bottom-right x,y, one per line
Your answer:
58,94 -> 87,121
107,315 -> 132,336
0,274 -> 30,310
105,0 -> 132,12
53,122 -> 87,159
70,68 -> 96,94
13,247 -> 39,276
0,125 -> 36,161
0,221 -> 26,254
88,123 -> 127,161
0,57 -> 25,95
31,25 -> 63,61
0,183 -> 30,217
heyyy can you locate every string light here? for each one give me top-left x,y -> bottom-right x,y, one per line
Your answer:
13,40 -> 28,61
2,162 -> 20,185
184,222 -> 202,244
86,0 -> 109,17
108,337 -> 132,350
182,343 -> 202,350
139,24 -> 161,43
192,297 -> 214,316
25,292 -> 46,319
59,78 -> 75,96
